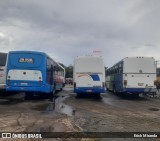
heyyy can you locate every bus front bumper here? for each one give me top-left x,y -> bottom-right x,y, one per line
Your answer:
74,87 -> 105,93
124,88 -> 157,93
6,84 -> 52,93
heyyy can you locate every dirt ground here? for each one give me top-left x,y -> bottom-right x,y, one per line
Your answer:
0,86 -> 160,141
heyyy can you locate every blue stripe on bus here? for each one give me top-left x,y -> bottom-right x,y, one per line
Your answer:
125,88 -> 153,93
6,83 -> 53,93
90,74 -> 100,81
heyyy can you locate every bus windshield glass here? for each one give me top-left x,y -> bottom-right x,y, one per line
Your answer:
0,53 -> 7,66
123,58 -> 156,73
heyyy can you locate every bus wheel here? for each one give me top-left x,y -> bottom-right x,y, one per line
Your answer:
49,91 -> 54,99
113,89 -> 117,94
95,93 -> 101,98
25,92 -> 34,100
75,93 -> 80,98
133,94 -> 139,98
53,84 -> 56,94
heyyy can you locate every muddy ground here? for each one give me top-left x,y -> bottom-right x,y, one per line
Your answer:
0,85 -> 160,141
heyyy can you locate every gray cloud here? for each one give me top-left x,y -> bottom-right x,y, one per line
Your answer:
0,0 -> 160,67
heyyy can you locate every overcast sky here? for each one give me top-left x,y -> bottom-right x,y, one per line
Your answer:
0,0 -> 160,67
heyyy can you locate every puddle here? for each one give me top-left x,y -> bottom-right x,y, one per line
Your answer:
31,95 -> 76,116
54,95 -> 75,116
102,97 -> 116,106
148,108 -> 159,111
54,103 -> 75,116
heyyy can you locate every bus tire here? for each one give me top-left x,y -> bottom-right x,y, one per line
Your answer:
49,91 -> 54,99
133,94 -> 139,98
75,93 -> 80,98
25,92 -> 34,100
49,86 -> 55,99
113,88 -> 117,94
53,83 -> 57,94
95,93 -> 100,98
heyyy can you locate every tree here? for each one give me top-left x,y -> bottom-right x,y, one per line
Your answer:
65,65 -> 73,78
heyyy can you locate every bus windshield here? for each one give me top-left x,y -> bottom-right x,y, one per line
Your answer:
123,58 -> 156,73
75,57 -> 104,73
0,53 -> 7,66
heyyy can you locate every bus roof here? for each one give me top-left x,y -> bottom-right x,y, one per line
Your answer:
75,55 -> 102,59
111,57 -> 155,67
8,50 -> 46,55
8,50 -> 58,64
123,57 -> 154,60
74,56 -> 104,72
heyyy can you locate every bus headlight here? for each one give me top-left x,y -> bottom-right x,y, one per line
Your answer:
39,77 -> 42,83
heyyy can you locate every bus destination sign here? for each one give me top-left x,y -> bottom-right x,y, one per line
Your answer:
19,58 -> 34,63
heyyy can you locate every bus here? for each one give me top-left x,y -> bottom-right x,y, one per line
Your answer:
73,56 -> 106,97
6,51 -> 65,98
0,52 -> 8,90
106,57 -> 157,96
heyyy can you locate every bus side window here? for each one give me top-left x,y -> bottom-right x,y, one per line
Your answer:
54,66 -> 58,71
47,58 -> 52,71
47,65 -> 50,71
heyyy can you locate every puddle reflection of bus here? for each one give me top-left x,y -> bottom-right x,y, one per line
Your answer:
6,51 -> 65,99
0,52 -> 8,91
106,57 -> 157,96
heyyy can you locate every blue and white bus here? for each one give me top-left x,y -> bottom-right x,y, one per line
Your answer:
6,51 -> 65,98
73,56 -> 106,97
106,57 -> 157,96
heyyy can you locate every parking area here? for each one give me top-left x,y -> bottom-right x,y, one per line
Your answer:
0,86 -> 160,141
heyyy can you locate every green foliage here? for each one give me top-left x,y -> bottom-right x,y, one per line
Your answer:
65,65 -> 73,78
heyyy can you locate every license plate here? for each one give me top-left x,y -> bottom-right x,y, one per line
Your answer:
138,83 -> 144,86
86,90 -> 92,92
21,83 -> 28,86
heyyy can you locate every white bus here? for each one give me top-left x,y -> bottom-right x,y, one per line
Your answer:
106,57 -> 157,96
73,56 -> 106,97
0,52 -> 8,90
